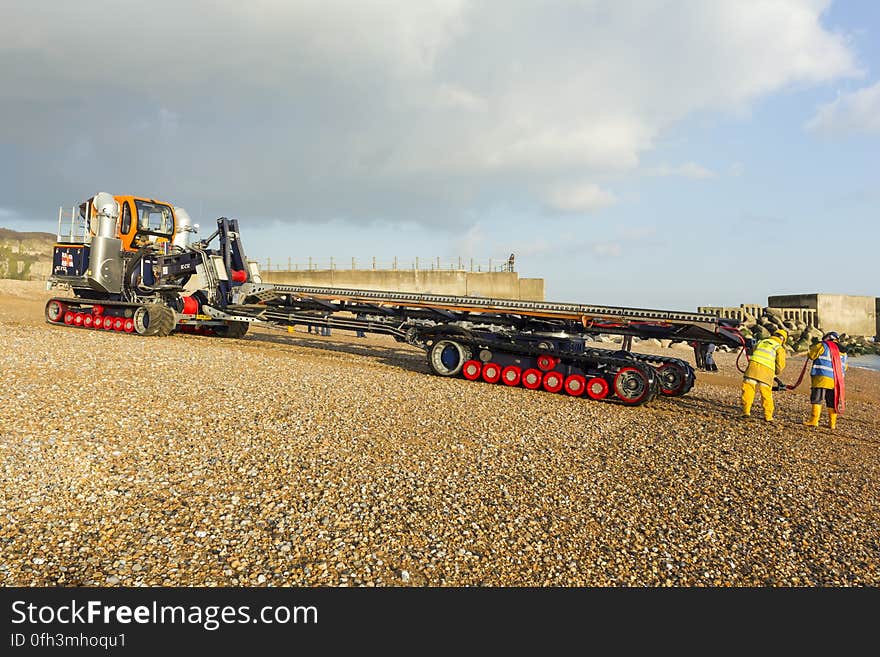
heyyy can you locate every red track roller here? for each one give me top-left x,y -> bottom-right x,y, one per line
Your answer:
73,312 -> 84,327
462,360 -> 482,380
481,362 -> 502,383
113,318 -> 125,331
93,316 -> 104,329
63,311 -> 74,325
501,365 -> 522,387
123,319 -> 135,333
586,377 -> 609,400
542,371 -> 563,393
83,314 -> 94,329
103,317 -> 115,330
92,305 -> 104,316
537,355 -> 558,371
563,374 -> 586,396
522,368 -> 542,390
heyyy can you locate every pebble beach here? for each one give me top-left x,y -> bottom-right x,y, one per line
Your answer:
1,280 -> 878,586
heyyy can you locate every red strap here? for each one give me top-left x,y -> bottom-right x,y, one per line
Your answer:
826,341 -> 846,413
785,357 -> 811,391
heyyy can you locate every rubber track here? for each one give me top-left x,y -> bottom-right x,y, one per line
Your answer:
620,352 -> 696,397
437,338 -> 660,406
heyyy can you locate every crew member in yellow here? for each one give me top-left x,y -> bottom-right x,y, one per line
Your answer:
741,328 -> 787,421
803,331 -> 848,429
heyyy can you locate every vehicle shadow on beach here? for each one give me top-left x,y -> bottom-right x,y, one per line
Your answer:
656,393 -> 741,419
238,328 -> 430,374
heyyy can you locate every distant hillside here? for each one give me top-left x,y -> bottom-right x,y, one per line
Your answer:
0,227 -> 56,243
0,227 -> 55,280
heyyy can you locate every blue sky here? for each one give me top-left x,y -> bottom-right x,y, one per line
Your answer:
1,1 -> 877,309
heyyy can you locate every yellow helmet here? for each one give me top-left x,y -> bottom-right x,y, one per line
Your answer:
772,329 -> 788,343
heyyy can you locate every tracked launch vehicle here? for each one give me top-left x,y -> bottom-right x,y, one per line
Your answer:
46,192 -> 745,406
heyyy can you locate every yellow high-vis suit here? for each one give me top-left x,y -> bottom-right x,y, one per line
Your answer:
742,332 -> 787,421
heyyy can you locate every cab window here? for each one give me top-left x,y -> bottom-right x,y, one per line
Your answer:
120,202 -> 132,234
134,201 -> 173,237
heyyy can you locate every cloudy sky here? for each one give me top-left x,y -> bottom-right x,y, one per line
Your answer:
1,0 -> 877,308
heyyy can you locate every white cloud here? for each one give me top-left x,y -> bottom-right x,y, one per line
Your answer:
544,183 -> 616,213
158,108 -> 180,137
507,238 -> 555,258
646,162 -> 716,179
621,227 -> 657,241
454,222 -> 485,256
433,84 -> 488,113
806,81 -> 880,136
0,0 -> 860,224
592,243 -> 622,258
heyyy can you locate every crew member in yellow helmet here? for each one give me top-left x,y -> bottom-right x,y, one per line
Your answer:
741,328 -> 788,422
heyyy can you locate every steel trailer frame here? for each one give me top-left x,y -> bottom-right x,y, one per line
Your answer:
46,215 -> 746,407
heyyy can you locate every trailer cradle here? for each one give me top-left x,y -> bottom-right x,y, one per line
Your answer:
194,282 -> 745,406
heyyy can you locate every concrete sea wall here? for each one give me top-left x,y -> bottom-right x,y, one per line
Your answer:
261,269 -> 545,301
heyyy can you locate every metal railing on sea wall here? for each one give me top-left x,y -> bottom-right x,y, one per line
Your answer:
260,256 -> 517,273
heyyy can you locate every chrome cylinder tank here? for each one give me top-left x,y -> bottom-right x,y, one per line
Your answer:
88,234 -> 123,293
97,212 -> 117,238
88,194 -> 124,293
173,207 -> 197,249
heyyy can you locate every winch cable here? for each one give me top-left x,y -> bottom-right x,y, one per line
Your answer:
736,346 -> 749,374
